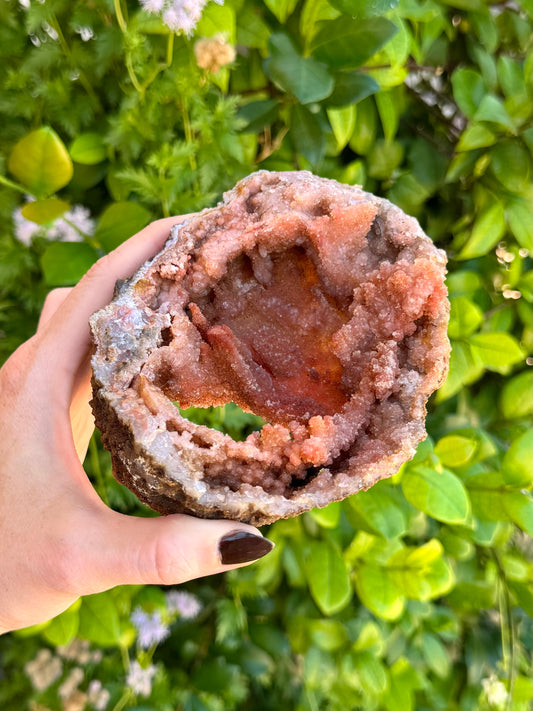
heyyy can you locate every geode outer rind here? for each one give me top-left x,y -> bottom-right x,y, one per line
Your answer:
90,170 -> 450,526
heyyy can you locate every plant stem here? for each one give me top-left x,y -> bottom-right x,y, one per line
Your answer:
126,54 -> 144,95
166,32 -> 175,67
492,549 -> 516,710
114,0 -> 127,33
49,14 -> 101,110
0,174 -> 28,194
111,689 -> 132,711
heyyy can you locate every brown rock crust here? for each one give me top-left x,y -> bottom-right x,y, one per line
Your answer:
90,170 -> 450,526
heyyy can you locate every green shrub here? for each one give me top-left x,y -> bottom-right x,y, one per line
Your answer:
0,0 -> 531,709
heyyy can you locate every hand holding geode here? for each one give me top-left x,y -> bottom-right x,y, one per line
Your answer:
90,171 -> 450,526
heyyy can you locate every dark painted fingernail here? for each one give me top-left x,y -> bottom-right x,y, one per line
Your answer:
219,530 -> 274,565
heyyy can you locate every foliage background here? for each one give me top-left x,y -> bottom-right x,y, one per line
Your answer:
0,0 -> 532,710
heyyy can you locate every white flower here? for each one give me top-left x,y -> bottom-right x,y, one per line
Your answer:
48,205 -> 95,242
140,0 -> 166,11
166,590 -> 202,619
58,667 -> 84,699
13,206 -> 40,246
139,0 -> 215,35
87,680 -> 110,710
24,649 -> 63,692
126,661 -> 157,697
13,202 -> 94,245
130,606 -> 170,649
482,676 -> 509,708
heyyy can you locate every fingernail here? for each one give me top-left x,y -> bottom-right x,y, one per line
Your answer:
219,530 -> 275,565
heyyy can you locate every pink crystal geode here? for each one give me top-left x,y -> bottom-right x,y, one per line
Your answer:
90,171 -> 450,525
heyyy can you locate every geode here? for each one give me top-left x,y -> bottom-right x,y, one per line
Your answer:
90,171 -> 450,526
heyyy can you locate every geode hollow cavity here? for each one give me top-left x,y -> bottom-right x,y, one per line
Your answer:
90,171 -> 450,526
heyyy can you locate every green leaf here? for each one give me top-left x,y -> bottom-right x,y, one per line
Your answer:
402,465 -> 471,524
300,0 -> 340,46
327,105 -> 356,150
305,541 -> 352,615
368,139 -> 404,179
309,619 -> 348,651
457,201 -> 506,260
421,633 -> 450,679
197,2 -> 236,42
237,100 -> 279,133
95,201 -> 151,252
41,242 -> 99,286
469,333 -> 525,372
42,603 -> 80,647
456,123 -> 497,152
311,17 -> 398,70
21,198 -> 70,225
448,296 -> 483,339
435,434 -> 478,468
309,501 -> 341,528
436,341 -> 484,401
326,72 -> 379,107
408,138 -> 447,193
291,104 -> 325,165
451,68 -> 486,119
349,97 -> 377,155
500,371 -> 533,420
70,132 -> 107,165
352,651 -> 389,695
354,564 -> 405,620
327,0 -> 398,17
507,195 -> 533,252
78,591 -> 121,646
497,56 -> 527,100
262,0 -> 299,23
474,94 -> 516,133
264,34 -> 334,104
8,127 -> 73,198
502,428 -> 533,488
490,139 -> 531,191
502,491 -> 533,536
349,484 -> 407,539
446,270 -> 482,297
237,4 -> 271,48
376,90 -> 399,142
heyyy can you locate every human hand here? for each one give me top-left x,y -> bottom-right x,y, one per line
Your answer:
0,217 -> 273,635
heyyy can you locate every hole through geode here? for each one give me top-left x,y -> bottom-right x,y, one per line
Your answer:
90,170 -> 450,526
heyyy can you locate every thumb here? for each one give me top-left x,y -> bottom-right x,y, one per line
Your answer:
82,509 -> 274,592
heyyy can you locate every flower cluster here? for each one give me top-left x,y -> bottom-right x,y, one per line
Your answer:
194,34 -> 236,74
126,661 -> 157,697
139,0 -> 222,36
13,202 -> 95,246
481,676 -> 509,709
130,606 -> 170,649
57,638 -> 103,665
25,649 -> 63,692
165,590 -> 202,619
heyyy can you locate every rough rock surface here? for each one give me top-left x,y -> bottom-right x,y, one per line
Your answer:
90,171 -> 450,526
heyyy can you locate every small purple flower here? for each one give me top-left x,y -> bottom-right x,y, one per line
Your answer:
130,607 -> 170,649
165,590 -> 202,619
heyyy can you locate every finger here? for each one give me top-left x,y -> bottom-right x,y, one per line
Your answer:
38,216 -> 191,400
38,288 -> 72,333
69,350 -> 94,461
75,510 -> 274,592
